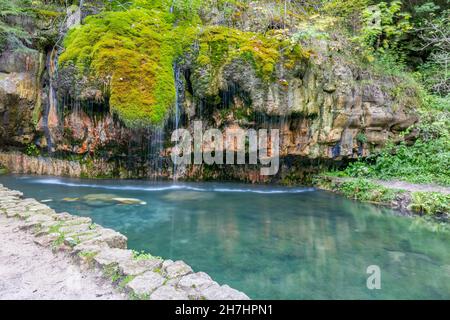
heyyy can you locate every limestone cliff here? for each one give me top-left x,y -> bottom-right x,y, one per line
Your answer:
0,1 -> 421,182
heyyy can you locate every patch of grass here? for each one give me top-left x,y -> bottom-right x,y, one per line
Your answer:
356,132 -> 367,144
47,222 -> 63,234
79,250 -> 98,259
338,178 -> 401,203
103,264 -> 122,283
128,292 -> 150,300
119,275 -> 135,289
78,251 -> 98,265
52,233 -> 66,247
153,267 -> 162,274
131,250 -> 161,261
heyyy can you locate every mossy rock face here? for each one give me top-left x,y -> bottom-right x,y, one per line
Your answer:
2,0 -> 419,166
189,25 -> 308,102
57,2 -> 309,128
195,25 -> 281,82
59,8 -> 184,127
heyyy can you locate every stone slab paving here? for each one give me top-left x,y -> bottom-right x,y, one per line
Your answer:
0,184 -> 249,300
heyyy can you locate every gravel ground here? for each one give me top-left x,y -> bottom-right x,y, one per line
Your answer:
0,215 -> 125,300
373,179 -> 450,194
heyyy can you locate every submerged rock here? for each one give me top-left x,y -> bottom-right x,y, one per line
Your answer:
163,191 -> 214,201
387,250 -> 406,263
82,193 -> 120,202
75,194 -> 146,206
112,197 -> 147,205
62,197 -> 79,202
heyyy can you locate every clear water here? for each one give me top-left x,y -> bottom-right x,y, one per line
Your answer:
1,174 -> 449,299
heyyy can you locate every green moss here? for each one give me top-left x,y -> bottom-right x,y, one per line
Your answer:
129,292 -> 150,300
153,267 -> 162,274
52,233 -> 66,247
79,251 -> 97,259
32,8 -> 63,19
131,250 -> 162,261
59,8 -> 184,127
47,222 -> 63,234
78,251 -> 98,265
0,166 -> 8,175
196,26 -> 308,82
59,2 -> 309,126
119,275 -> 135,289
103,264 -> 121,283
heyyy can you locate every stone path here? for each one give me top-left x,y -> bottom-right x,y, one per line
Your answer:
330,177 -> 450,194
373,179 -> 450,194
0,215 -> 125,300
0,184 -> 249,300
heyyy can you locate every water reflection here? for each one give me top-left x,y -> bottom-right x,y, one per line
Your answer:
0,175 -> 449,299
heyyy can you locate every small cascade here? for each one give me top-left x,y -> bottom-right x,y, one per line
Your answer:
173,63 -> 183,132
41,47 -> 60,154
40,2 -> 84,155
172,62 -> 185,180
147,126 -> 165,180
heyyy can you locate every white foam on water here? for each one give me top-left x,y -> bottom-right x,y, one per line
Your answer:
30,178 -> 315,194
211,187 -> 315,194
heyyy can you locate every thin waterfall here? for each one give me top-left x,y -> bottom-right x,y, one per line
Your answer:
42,47 -> 60,154
147,126 -> 165,180
41,0 -> 72,155
172,62 -> 184,180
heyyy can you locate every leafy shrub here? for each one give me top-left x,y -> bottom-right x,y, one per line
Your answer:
322,0 -> 368,33
344,94 -> 450,186
408,192 -> 450,215
25,143 -> 40,156
415,8 -> 450,96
